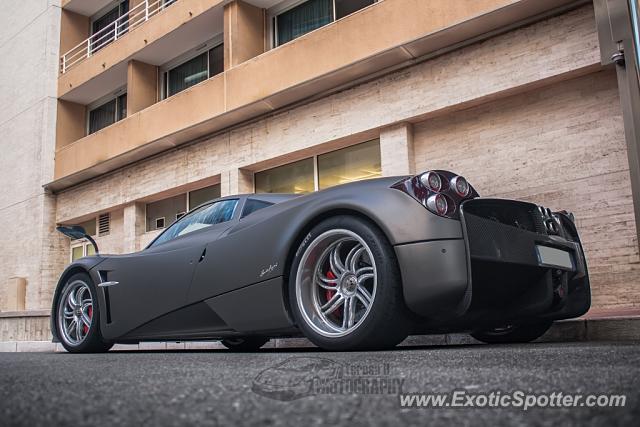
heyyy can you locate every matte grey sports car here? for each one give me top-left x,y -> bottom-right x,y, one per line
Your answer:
52,170 -> 590,352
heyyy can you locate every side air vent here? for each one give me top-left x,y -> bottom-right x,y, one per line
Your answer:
98,270 -> 112,324
98,213 -> 110,236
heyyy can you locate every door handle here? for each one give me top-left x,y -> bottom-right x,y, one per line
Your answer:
198,248 -> 207,263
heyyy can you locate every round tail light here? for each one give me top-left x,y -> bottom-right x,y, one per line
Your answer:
427,194 -> 448,216
420,171 -> 442,192
451,176 -> 470,197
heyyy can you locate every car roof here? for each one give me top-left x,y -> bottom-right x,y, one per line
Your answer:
247,193 -> 301,203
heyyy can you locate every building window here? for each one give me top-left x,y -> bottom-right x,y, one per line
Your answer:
146,194 -> 187,232
189,184 -> 221,210
317,139 -> 381,189
255,139 -> 381,193
91,0 -> 130,53
163,43 -> 224,98
78,218 -> 97,236
255,158 -> 315,194
335,0 -> 375,19
273,0 -> 375,46
88,92 -> 127,134
145,184 -> 221,231
71,242 -> 96,261
631,0 -> 640,72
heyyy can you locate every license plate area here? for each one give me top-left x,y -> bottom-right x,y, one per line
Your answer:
536,245 -> 574,270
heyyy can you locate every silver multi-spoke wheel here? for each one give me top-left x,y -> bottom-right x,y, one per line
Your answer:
57,280 -> 93,346
296,229 -> 377,338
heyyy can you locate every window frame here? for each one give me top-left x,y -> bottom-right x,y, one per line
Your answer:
90,0 -> 130,52
254,139 -> 381,193
91,0 -> 130,32
159,35 -> 224,100
70,240 -> 96,262
86,87 -> 127,135
268,0 -> 377,48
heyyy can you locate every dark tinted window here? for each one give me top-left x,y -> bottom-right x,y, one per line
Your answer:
89,99 -> 116,134
91,1 -> 129,52
276,0 -> 332,45
151,199 -> 238,247
88,94 -> 127,134
335,0 -> 374,19
209,44 -> 224,77
167,52 -> 208,96
241,199 -> 274,218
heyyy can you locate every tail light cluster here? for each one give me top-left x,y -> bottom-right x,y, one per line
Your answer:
392,170 -> 479,219
537,205 -> 563,235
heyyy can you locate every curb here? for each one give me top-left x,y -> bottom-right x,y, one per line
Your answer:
1,317 -> 639,352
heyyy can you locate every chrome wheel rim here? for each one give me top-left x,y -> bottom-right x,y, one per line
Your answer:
57,280 -> 93,346
296,229 -> 377,338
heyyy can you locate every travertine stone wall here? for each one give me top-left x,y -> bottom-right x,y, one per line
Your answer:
0,1 -> 66,313
414,70 -> 638,310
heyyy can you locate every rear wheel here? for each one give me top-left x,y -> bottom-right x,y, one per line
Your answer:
289,216 -> 410,350
55,272 -> 113,353
221,337 -> 269,351
471,321 -> 553,344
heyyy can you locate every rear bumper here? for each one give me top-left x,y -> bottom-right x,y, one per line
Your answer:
396,198 -> 590,327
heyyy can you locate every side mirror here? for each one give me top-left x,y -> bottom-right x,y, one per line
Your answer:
56,225 -> 100,256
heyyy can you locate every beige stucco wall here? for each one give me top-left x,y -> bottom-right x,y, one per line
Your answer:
58,0 -> 226,97
53,0 -> 578,184
224,0 -> 265,70
127,60 -> 158,115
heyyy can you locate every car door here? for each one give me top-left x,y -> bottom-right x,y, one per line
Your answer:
99,199 -> 241,340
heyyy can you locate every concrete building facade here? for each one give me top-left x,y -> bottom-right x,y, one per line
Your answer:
1,0 -> 640,341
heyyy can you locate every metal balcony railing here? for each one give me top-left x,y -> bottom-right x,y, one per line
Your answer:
60,0 -> 178,74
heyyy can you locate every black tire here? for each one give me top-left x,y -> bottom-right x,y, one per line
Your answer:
54,272 -> 113,353
289,215 -> 410,351
471,321 -> 553,344
221,337 -> 269,351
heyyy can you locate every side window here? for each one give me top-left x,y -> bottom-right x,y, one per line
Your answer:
241,199 -> 274,219
151,199 -> 238,247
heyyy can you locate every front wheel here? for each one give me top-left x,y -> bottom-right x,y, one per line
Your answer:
471,321 -> 553,344
55,272 -> 113,353
289,216 -> 410,351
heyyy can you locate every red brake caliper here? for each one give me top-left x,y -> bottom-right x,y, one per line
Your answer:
324,271 -> 341,318
84,306 -> 93,334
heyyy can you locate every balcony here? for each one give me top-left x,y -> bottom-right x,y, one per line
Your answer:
50,0 -> 582,190
58,0 -> 225,104
61,1 -> 180,74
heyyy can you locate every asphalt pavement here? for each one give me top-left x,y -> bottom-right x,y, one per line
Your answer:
0,341 -> 638,426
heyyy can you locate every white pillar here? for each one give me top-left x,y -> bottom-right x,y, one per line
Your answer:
220,168 -> 254,196
380,122 -> 415,176
123,202 -> 145,253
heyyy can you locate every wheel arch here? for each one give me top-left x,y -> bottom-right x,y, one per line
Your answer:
50,258 -> 104,342
280,207 -> 393,321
